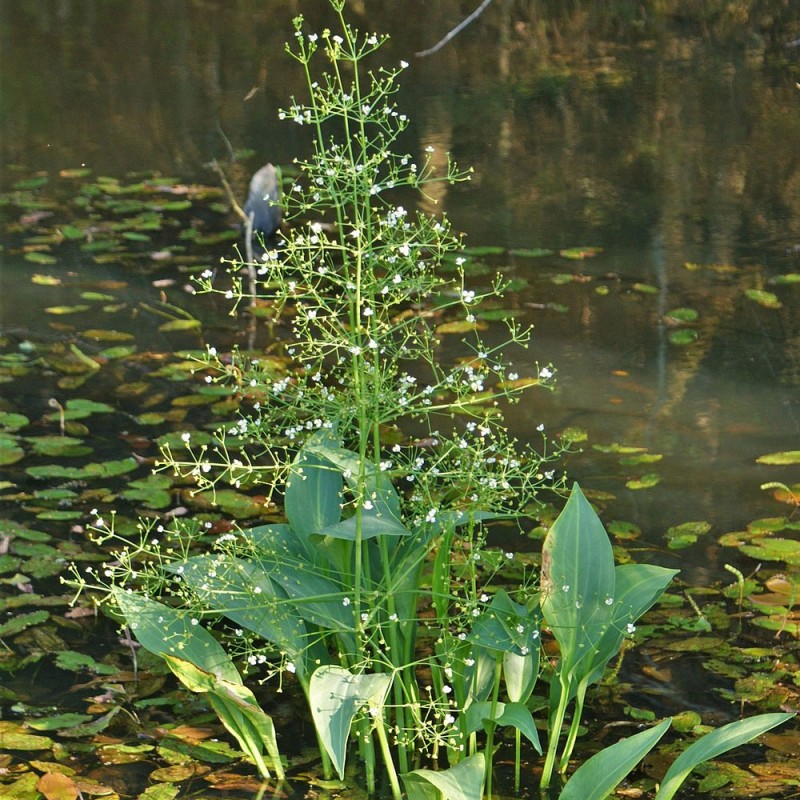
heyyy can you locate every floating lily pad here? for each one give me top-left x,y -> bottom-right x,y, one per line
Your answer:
25,436 -> 92,457
509,248 -> 554,258
665,520 -> 712,549
773,273 -> 800,285
619,452 -> 663,466
435,320 -> 487,334
158,319 -> 202,333
44,304 -> 90,315
608,520 -> 641,540
461,245 -> 505,256
0,412 -> 29,432
626,473 -> 661,490
25,251 -> 58,265
0,610 -> 50,637
664,307 -> 699,324
559,246 -> 602,259
0,721 -> 53,751
745,288 -> 781,309
756,451 -> 800,465
0,435 -> 25,465
668,328 -> 699,345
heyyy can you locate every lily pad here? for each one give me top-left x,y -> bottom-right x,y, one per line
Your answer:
668,328 -> 699,345
756,451 -> 800,465
745,288 -> 781,309
626,473 -> 660,490
665,520 -> 712,549
0,412 -> 30,432
0,433 -> 24,465
664,307 -> 699,323
0,721 -> 53,751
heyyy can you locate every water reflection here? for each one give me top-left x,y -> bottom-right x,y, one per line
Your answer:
1,1 -> 800,551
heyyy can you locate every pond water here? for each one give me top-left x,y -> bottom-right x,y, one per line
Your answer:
1,2 -> 800,797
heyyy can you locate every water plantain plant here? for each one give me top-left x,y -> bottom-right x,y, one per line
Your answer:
68,3 -> 793,798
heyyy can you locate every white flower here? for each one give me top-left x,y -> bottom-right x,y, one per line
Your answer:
343,597 -> 351,607
539,366 -> 554,379
286,661 -> 297,673
400,60 -> 409,69
626,623 -> 636,635
444,714 -> 455,726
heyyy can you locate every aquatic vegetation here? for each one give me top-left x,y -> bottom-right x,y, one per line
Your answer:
60,3 -> 793,799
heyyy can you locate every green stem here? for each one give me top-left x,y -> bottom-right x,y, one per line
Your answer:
484,657 -> 503,798
559,679 -> 588,774
374,712 -> 403,800
540,674 -> 571,790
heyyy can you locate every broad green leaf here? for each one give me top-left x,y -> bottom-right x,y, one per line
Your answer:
560,718 -> 671,800
285,429 -> 343,541
112,588 -> 240,684
503,649 -> 539,704
541,484 -> 615,679
468,590 -> 540,657
465,701 -> 541,754
583,563 -> 678,688
654,713 -> 795,800
175,555 -> 308,673
164,655 -> 283,781
403,753 -> 485,800
319,506 -> 410,540
306,440 -> 402,521
309,665 -> 392,779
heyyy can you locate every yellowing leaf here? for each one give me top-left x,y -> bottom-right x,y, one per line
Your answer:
36,772 -> 80,800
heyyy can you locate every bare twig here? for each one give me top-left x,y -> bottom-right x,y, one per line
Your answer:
415,0 -> 494,57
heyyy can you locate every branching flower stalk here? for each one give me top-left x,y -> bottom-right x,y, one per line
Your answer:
69,2 -> 569,795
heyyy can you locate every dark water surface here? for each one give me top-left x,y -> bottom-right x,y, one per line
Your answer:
2,1 -> 800,795
4,0 -> 799,553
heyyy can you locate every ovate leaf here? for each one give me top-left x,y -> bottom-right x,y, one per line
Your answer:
309,665 -> 392,780
403,753 -> 485,800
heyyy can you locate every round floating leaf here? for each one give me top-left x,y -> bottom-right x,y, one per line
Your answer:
664,307 -> 699,323
461,245 -> 505,256
756,451 -> 800,465
0,412 -> 29,432
509,248 -> 554,258
559,246 -> 602,259
25,251 -> 58,265
25,435 -> 92,457
14,175 -> 49,190
608,520 -> 641,540
668,329 -> 698,345
666,521 -> 712,550
158,319 -> 202,333
773,273 -> 800,285
745,289 -> 781,309
435,320 -> 487,334
31,274 -> 61,286
45,304 -> 90,315
626,473 -> 661,490
0,435 -> 24,465
60,225 -> 86,241
0,721 -> 53,751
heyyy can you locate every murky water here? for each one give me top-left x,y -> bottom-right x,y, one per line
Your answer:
1,2 -> 800,794
5,1 -> 798,550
